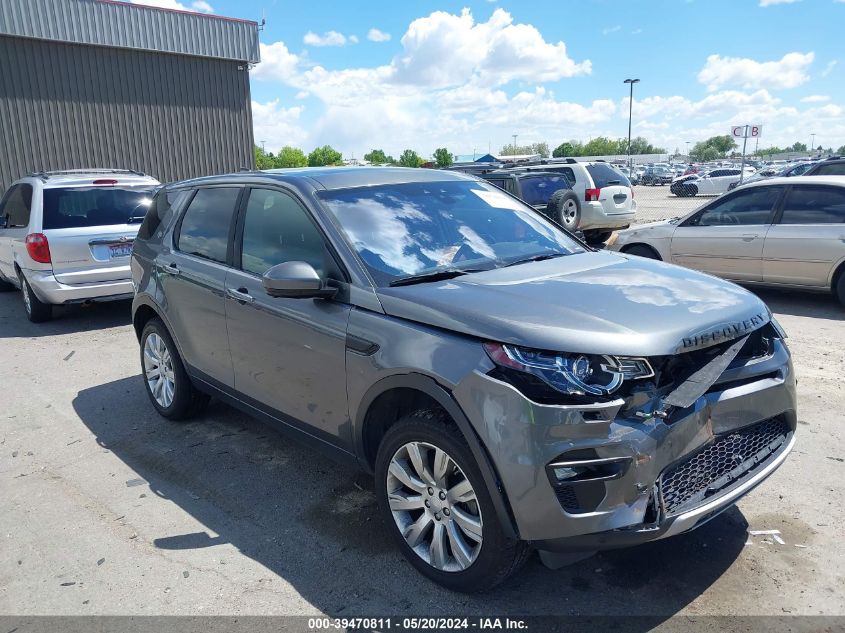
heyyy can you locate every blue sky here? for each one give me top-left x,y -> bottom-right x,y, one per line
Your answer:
133,0 -> 845,158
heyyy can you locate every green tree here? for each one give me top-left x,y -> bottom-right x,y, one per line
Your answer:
758,145 -> 784,157
628,136 -> 666,155
254,145 -> 275,170
276,146 -> 308,168
789,142 -> 808,153
398,149 -> 423,167
552,141 -> 582,158
433,147 -> 454,168
532,142 -> 550,158
837,145 -> 845,154
308,145 -> 342,167
500,142 -> 549,158
364,149 -> 395,165
689,135 -> 737,161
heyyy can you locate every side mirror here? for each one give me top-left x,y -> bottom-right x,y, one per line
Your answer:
262,261 -> 337,299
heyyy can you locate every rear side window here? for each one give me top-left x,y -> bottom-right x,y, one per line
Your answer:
780,186 -> 845,224
177,187 -> 240,264
586,164 -> 630,188
137,188 -> 183,241
810,162 -> 845,176
42,187 -> 154,229
518,175 -> 571,206
0,184 -> 33,228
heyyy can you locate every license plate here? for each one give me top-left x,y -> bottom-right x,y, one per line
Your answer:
109,243 -> 133,258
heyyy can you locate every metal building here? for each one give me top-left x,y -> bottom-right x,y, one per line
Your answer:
0,0 -> 261,191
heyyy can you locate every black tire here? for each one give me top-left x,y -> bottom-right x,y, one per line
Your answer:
547,189 -> 581,232
18,272 -> 52,322
0,276 -> 15,291
623,244 -> 661,260
583,230 -> 613,246
835,270 -> 845,306
140,318 -> 209,420
683,184 -> 698,197
375,409 -> 530,592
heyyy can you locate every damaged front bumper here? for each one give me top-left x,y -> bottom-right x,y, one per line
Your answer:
453,336 -> 796,548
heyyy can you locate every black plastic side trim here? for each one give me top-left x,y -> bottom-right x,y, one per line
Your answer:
346,334 -> 379,356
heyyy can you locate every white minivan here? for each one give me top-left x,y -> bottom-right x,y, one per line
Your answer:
0,169 -> 160,322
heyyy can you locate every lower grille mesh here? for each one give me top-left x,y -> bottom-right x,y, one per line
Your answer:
659,417 -> 791,515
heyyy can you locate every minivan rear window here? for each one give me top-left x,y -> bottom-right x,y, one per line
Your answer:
42,187 -> 155,229
586,164 -> 631,188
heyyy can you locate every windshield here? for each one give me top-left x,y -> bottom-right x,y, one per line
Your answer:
42,186 -> 155,229
319,180 -> 585,286
518,174 -> 571,206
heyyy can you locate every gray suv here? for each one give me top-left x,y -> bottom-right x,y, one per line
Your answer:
131,168 -> 796,592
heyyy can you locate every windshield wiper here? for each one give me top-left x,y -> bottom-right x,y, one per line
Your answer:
504,253 -> 567,267
389,267 -> 486,287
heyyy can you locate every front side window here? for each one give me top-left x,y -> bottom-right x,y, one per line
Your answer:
518,175 -> 571,206
690,186 -> 781,227
780,186 -> 845,224
177,187 -> 240,264
240,188 -> 330,276
42,186 -> 154,229
319,180 -> 584,286
811,162 -> 845,176
1,184 -> 33,228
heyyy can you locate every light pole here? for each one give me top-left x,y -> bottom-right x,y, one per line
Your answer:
685,141 -> 690,159
512,134 -> 518,156
624,79 -> 640,170
810,133 -> 816,155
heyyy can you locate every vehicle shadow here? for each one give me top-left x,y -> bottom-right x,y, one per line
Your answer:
72,376 -> 749,621
751,287 -> 844,321
0,292 -> 131,338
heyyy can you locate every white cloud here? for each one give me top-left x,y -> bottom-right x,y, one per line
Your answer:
367,28 -> 392,42
252,41 -> 301,82
128,0 -> 213,12
251,100 -> 308,151
759,0 -> 801,5
801,95 -> 831,103
631,28 -> 642,35
602,25 -> 621,35
303,30 -> 354,47
821,60 -> 838,77
697,52 -> 814,91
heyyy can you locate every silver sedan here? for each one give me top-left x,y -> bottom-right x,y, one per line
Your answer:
608,176 -> 845,305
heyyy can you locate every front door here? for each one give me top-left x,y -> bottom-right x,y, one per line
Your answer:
670,185 -> 782,282
224,187 -> 352,448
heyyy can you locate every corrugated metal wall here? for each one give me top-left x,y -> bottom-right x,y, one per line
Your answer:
0,35 -> 255,191
0,0 -> 260,64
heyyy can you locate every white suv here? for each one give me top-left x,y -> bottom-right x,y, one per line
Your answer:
0,169 -> 160,322
520,159 -> 636,244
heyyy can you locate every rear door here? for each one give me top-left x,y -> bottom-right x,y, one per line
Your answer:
0,183 -> 33,280
670,185 -> 782,281
40,184 -> 155,284
161,186 -> 242,388
586,163 -> 632,216
762,184 -> 845,287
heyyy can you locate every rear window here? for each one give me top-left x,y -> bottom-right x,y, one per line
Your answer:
42,186 -> 155,229
586,164 -> 631,188
810,162 -> 845,176
137,189 -> 185,241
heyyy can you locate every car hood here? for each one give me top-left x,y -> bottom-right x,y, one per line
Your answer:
375,251 -> 769,357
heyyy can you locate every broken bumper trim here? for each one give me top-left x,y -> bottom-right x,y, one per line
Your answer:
534,432 -> 795,552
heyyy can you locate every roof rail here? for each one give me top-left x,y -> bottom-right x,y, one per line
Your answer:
27,168 -> 147,180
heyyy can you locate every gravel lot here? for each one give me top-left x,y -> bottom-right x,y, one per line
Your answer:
631,184 -> 711,224
0,282 -> 843,619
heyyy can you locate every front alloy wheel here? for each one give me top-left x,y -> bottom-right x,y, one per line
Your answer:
387,441 -> 483,572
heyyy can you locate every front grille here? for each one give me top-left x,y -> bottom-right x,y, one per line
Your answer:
659,417 -> 791,515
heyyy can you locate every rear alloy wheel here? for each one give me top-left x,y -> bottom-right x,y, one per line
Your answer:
140,318 -> 209,420
375,410 -> 529,592
18,272 -> 52,322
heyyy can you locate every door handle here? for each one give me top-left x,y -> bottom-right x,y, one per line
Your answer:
741,234 -> 758,242
162,262 -> 180,275
226,287 -> 254,304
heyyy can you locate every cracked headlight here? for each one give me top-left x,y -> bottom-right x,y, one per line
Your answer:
484,342 -> 654,398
